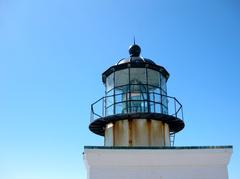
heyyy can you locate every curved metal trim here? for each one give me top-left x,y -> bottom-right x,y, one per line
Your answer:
102,61 -> 170,83
89,113 -> 185,136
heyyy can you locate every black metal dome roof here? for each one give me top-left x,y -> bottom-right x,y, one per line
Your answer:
117,57 -> 156,65
102,44 -> 170,83
116,44 -> 155,65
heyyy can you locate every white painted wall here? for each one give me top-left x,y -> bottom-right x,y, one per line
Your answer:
84,147 -> 232,179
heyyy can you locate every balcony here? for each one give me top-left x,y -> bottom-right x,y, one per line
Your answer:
90,92 -> 184,124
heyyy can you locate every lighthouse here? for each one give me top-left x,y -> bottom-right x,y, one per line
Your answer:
84,44 -> 232,179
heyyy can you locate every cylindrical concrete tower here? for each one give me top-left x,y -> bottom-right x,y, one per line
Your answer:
89,44 -> 184,147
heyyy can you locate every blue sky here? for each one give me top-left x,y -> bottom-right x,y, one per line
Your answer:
0,0 -> 239,178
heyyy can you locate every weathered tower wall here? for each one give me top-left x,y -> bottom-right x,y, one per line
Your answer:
104,119 -> 170,146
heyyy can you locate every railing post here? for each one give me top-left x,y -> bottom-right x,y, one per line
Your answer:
90,105 -> 94,122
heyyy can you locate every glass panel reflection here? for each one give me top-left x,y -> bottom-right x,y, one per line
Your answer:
106,73 -> 114,92
161,75 -> 167,93
106,95 -> 113,108
115,69 -> 129,87
106,105 -> 114,116
115,103 -> 123,114
148,69 -> 160,87
130,68 -> 146,84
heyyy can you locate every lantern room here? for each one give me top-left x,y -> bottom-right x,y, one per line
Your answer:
89,44 -> 184,146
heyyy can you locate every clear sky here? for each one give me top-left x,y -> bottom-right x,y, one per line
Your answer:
0,0 -> 239,178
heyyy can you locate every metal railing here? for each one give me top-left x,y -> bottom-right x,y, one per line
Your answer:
90,92 -> 183,123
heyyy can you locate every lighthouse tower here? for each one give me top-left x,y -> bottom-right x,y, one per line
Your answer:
89,44 -> 184,147
84,44 -> 232,179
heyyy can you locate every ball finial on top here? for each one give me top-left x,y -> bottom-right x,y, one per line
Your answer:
129,44 -> 141,57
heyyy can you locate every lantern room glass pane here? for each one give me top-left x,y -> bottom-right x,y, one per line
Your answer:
115,69 -> 129,87
106,105 -> 114,116
148,69 -> 160,88
162,105 -> 168,115
150,102 -> 155,113
162,95 -> 168,114
155,103 -> 161,113
161,90 -> 167,96
115,103 -> 123,114
130,91 -> 147,101
154,92 -> 161,103
106,73 -> 114,92
106,95 -> 113,108
130,84 -> 147,93
160,74 -> 167,93
106,88 -> 113,96
115,93 -> 122,103
130,68 -> 146,84
115,85 -> 129,94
